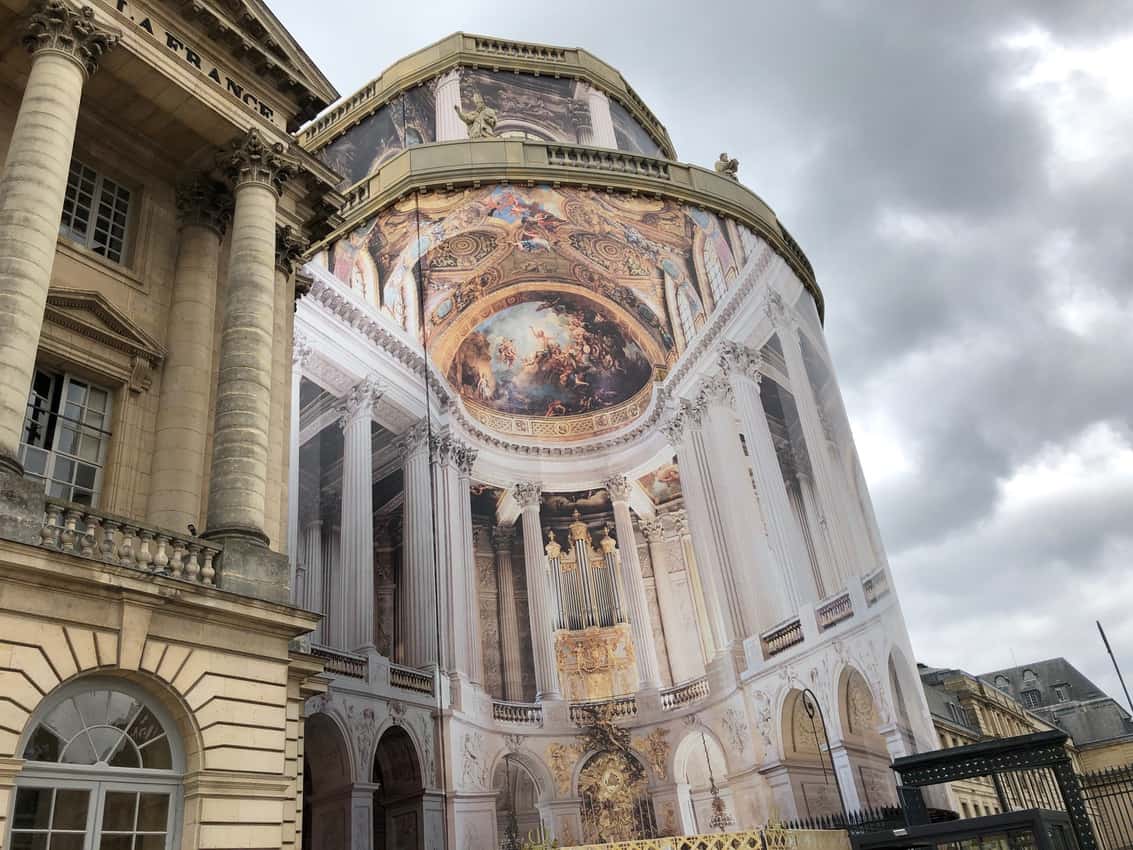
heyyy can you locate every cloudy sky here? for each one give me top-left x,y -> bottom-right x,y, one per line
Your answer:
274,2 -> 1133,703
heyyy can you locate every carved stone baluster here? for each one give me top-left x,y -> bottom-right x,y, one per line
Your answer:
136,530 -> 154,571
201,548 -> 216,586
185,544 -> 201,582
79,514 -> 98,557
118,526 -> 136,566
40,503 -> 63,548
169,539 -> 186,578
153,534 -> 170,574
100,519 -> 120,562
60,508 -> 80,553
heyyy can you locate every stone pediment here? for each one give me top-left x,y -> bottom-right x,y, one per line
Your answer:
44,288 -> 166,369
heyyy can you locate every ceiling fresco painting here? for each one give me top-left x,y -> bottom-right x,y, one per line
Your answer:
638,462 -> 682,505
327,183 -> 757,439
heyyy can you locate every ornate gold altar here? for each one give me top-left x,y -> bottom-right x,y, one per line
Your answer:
555,623 -> 637,701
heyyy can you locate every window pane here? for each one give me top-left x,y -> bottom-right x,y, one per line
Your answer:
138,737 -> 171,770
67,382 -> 86,403
127,708 -> 163,748
101,791 -> 137,830
44,699 -> 84,741
97,836 -> 133,850
106,692 -> 136,730
53,458 -> 75,485
108,739 -> 140,768
9,833 -> 48,850
88,727 -> 125,762
23,447 -> 49,475
56,426 -> 78,455
75,690 -> 110,726
136,794 -> 168,830
60,734 -> 97,765
24,726 -> 62,762
13,787 -> 53,828
78,437 -> 100,464
136,836 -> 166,850
52,789 -> 90,829
49,835 -> 85,850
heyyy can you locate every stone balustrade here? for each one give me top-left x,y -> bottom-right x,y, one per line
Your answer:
545,145 -> 671,180
659,676 -> 710,711
491,700 -> 544,726
863,567 -> 890,605
309,645 -> 368,680
569,694 -> 638,725
390,663 -> 434,696
38,499 -> 221,587
761,616 -> 805,659
473,36 -> 567,63
816,591 -> 854,630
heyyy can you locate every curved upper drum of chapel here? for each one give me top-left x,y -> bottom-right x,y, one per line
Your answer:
298,33 -> 676,169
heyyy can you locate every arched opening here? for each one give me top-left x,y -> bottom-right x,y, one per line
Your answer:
838,668 -> 898,808
302,712 -> 353,850
493,754 -> 543,846
780,688 -> 841,818
372,725 -> 425,850
578,749 -> 657,843
9,677 -> 185,850
673,729 -> 745,832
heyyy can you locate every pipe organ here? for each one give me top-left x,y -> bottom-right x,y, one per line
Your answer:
546,510 -> 637,701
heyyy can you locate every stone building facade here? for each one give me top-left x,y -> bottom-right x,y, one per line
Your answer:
0,0 -> 342,847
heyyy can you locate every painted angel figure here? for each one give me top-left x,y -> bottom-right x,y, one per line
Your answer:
714,151 -> 739,180
454,92 -> 497,139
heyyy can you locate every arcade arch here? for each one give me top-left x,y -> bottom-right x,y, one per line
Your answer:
837,667 -> 898,808
302,712 -> 353,850
372,725 -> 425,850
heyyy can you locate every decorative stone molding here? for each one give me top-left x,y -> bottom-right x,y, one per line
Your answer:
175,177 -> 232,236
603,474 -> 631,503
698,371 -> 734,409
275,225 -> 309,275
23,0 -> 120,79
428,431 -> 455,466
670,509 -> 689,538
338,377 -> 383,428
454,442 -> 477,476
294,271 -> 314,303
765,289 -> 792,329
398,420 -> 430,456
640,517 -> 665,544
513,482 -> 543,510
292,331 -> 312,368
219,128 -> 298,196
718,340 -> 763,384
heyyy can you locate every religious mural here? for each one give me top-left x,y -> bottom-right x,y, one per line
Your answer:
609,98 -> 664,156
638,462 -> 682,504
459,69 -> 582,141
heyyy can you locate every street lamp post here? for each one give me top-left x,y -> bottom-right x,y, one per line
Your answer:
801,687 -> 850,822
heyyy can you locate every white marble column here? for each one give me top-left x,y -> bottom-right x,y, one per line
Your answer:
493,525 -> 524,701
148,179 -> 228,531
769,293 -> 856,584
641,518 -> 685,683
455,443 -> 482,685
399,422 -> 437,667
671,509 -> 715,664
434,68 -> 468,141
302,518 -> 324,643
325,518 -> 344,648
0,3 -> 117,472
429,433 -> 458,672
584,84 -> 618,149
339,378 -> 380,651
720,342 -> 818,609
514,482 -> 561,701
206,130 -> 297,545
604,475 -> 661,692
287,332 -> 311,591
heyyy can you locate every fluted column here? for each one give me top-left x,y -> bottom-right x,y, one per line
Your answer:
604,476 -> 661,691
302,518 -> 324,643
434,68 -> 468,141
324,519 -> 342,645
287,332 -> 312,586
455,444 -> 482,684
429,433 -> 458,672
205,130 -> 297,545
720,342 -> 818,609
641,518 -> 683,682
399,422 -> 437,667
493,525 -> 524,701
583,84 -> 617,148
671,510 -> 715,664
339,378 -> 380,651
147,179 -> 230,531
0,2 -> 118,473
515,483 -> 561,701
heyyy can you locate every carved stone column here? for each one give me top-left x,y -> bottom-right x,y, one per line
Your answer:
374,518 -> 399,656
287,331 -> 312,587
720,341 -> 818,610
339,378 -> 380,651
640,517 -> 683,683
434,68 -> 468,142
515,482 -> 561,701
671,509 -> 715,664
205,129 -> 297,546
301,517 -> 324,643
604,475 -> 661,692
147,178 -> 230,532
399,422 -> 437,667
492,525 -> 524,701
455,443 -> 482,685
0,1 -> 118,473
583,83 -> 617,148
266,226 -> 307,552
429,432 -> 458,673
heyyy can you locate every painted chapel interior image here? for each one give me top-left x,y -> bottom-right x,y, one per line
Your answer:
289,35 -> 939,849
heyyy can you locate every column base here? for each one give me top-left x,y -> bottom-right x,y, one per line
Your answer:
212,535 -> 290,603
201,523 -> 270,547
0,463 -> 45,545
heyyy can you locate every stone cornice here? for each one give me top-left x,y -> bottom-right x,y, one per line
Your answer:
312,139 -> 822,319
298,32 -> 674,160
24,0 -> 120,79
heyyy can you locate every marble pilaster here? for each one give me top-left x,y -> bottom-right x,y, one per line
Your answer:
339,377 -> 380,651
301,518 -> 324,643
399,422 -> 437,667
492,525 -> 524,701
583,84 -> 617,148
514,482 -> 561,701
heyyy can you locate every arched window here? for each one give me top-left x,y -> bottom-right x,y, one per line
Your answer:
10,680 -> 182,850
702,242 -> 727,305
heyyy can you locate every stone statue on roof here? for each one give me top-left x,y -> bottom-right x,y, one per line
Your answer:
455,92 -> 498,139
715,152 -> 739,180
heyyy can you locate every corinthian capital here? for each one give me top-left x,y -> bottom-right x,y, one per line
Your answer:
603,474 -> 631,503
765,290 -> 793,329
454,443 -> 478,476
175,177 -> 232,236
219,128 -> 298,196
491,524 -> 515,552
718,340 -> 763,385
24,1 -> 120,79
338,377 -> 382,428
699,371 -> 734,409
513,482 -> 542,510
275,225 -> 309,275
292,330 -> 312,368
640,517 -> 665,544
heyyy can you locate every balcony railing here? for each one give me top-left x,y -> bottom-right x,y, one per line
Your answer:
816,591 -> 854,630
37,500 -> 222,587
390,664 -> 434,696
545,145 -> 671,180
492,700 -> 543,726
569,695 -> 638,725
660,676 -> 710,711
863,567 -> 891,605
761,617 -> 805,658
310,645 -> 368,680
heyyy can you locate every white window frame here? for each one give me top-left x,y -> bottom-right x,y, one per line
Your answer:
19,368 -> 114,507
60,156 -> 134,265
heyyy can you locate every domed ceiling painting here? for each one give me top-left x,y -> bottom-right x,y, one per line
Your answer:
328,184 -> 762,438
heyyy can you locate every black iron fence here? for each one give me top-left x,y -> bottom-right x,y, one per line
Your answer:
1081,764 -> 1133,850
782,805 -> 958,836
